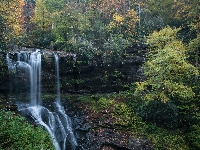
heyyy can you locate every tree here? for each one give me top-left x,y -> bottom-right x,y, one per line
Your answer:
24,0 -> 35,33
31,0 -> 52,31
187,34 -> 200,81
135,26 -> 198,103
134,26 -> 199,129
0,0 -> 25,48
173,0 -> 200,30
144,0 -> 180,26
0,0 -> 25,77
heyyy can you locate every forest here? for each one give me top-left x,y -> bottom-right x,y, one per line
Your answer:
0,0 -> 200,149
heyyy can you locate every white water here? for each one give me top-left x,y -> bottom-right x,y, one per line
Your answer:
29,51 -> 42,106
54,53 -> 61,103
6,50 -> 77,150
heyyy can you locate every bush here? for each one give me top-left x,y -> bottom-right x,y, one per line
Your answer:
97,97 -> 115,110
0,110 -> 55,150
112,102 -> 132,126
144,124 -> 188,150
187,123 -> 200,149
137,100 -> 182,129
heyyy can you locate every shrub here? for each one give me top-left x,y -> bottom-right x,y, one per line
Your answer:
187,123 -> 200,149
97,97 -> 115,110
0,110 -> 55,150
137,100 -> 182,129
145,124 -> 188,150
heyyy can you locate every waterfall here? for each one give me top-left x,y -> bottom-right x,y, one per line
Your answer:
54,53 -> 61,103
6,50 -> 77,150
29,51 -> 42,106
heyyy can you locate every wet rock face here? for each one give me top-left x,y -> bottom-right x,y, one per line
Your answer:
58,45 -> 145,94
66,100 -> 153,150
57,44 -> 146,94
3,44 -> 146,95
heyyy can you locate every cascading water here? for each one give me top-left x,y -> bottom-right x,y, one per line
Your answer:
54,54 -> 61,103
29,51 -> 42,106
6,50 -> 77,150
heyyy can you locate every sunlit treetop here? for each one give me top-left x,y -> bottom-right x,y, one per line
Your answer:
0,0 -> 25,46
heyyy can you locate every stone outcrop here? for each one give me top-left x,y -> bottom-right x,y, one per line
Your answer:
3,44 -> 146,95
50,43 -> 146,94
66,98 -> 153,150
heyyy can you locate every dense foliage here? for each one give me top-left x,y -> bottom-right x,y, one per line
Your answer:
0,0 -> 199,65
69,93 -> 188,149
134,26 -> 200,148
0,0 -> 24,49
0,110 -> 55,149
0,0 -> 200,149
135,26 -> 198,103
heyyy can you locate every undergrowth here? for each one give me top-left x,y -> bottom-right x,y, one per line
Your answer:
74,93 -> 190,150
0,110 -> 55,150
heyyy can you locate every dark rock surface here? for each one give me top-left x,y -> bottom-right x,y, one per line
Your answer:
66,99 -> 153,150
4,44 -> 146,95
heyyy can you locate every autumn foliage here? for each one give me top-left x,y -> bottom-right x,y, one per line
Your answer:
0,0 -> 25,47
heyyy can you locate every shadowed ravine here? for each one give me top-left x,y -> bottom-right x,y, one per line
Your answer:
6,50 -> 77,150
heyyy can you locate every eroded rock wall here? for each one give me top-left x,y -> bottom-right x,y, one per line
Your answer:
3,44 -> 146,95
